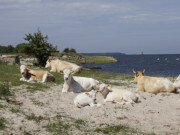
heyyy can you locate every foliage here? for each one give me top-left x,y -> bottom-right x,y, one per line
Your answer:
14,43 -> 31,54
63,48 -> 76,53
24,29 -> 58,66
0,45 -> 15,53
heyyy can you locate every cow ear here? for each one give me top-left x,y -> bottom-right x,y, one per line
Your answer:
106,85 -> 111,89
71,71 -> 75,75
16,65 -> 20,69
96,84 -> 99,88
26,66 -> 30,71
60,71 -> 63,74
85,93 -> 90,96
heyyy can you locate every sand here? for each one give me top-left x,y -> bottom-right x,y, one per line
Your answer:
0,80 -> 180,135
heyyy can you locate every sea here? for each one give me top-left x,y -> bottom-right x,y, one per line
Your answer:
82,53 -> 180,77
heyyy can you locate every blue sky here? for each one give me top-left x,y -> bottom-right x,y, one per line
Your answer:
1,0 -> 180,54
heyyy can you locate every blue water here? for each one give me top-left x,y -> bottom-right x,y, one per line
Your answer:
82,53 -> 180,77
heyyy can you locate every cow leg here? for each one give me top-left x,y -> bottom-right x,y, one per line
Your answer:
89,103 -> 101,107
62,83 -> 69,93
137,85 -> 145,92
42,74 -> 48,83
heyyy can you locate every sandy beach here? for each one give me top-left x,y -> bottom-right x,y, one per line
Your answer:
0,79 -> 180,135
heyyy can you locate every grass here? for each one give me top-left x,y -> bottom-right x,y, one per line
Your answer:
0,81 -> 12,98
0,62 -> 63,92
84,55 -> 118,63
94,124 -> 156,135
26,113 -> 44,123
0,118 -> 6,130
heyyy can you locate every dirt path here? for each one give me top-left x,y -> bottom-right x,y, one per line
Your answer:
0,81 -> 180,135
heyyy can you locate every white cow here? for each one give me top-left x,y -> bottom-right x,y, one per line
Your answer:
20,65 -> 55,83
173,75 -> 180,89
62,69 -> 99,93
74,90 -> 101,108
45,59 -> 82,73
98,83 -> 140,105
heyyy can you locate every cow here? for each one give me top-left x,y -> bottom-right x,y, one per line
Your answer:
74,90 -> 101,108
98,83 -> 140,105
45,59 -> 82,73
173,75 -> 180,90
62,69 -> 99,93
20,65 -> 55,83
133,69 -> 176,94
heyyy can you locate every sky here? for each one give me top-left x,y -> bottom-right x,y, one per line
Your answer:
0,0 -> 180,54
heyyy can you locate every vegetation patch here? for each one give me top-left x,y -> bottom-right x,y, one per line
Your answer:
26,113 -> 44,123
94,124 -> 155,135
0,117 -> 7,130
84,55 -> 117,63
0,81 -> 12,98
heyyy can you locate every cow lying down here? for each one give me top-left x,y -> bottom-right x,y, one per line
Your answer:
133,70 -> 176,94
20,65 -> 55,83
98,83 -> 140,105
45,59 -> 82,74
62,69 -> 99,93
173,75 -> 180,90
74,90 -> 101,108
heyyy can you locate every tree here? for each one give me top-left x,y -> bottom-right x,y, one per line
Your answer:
15,43 -> 31,53
70,48 -> 76,53
63,48 -> 76,53
24,30 -> 57,66
63,48 -> 70,53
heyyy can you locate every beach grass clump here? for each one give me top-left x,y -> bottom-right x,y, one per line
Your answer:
94,124 -> 156,135
0,81 -> 12,98
26,113 -> 44,123
0,117 -> 7,130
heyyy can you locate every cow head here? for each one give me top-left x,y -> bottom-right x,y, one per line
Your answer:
85,90 -> 98,102
97,83 -> 111,93
173,75 -> 180,89
45,59 -> 51,68
133,69 -> 145,82
20,65 -> 30,77
63,69 -> 73,82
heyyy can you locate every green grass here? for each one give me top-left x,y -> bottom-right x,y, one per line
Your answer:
95,124 -> 156,135
84,55 -> 118,63
0,81 -> 12,98
0,62 -> 63,92
26,113 -> 44,123
0,118 -> 6,130
10,108 -> 21,114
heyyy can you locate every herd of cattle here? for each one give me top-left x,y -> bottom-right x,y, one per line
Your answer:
19,59 -> 180,108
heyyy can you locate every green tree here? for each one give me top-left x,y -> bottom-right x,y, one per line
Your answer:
24,30 -> 57,66
63,48 -> 70,53
70,48 -> 76,53
15,43 -> 31,53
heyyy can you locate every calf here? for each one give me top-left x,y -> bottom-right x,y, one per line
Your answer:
20,65 -> 55,83
133,69 -> 176,94
98,83 -> 139,105
74,90 -> 101,108
62,69 -> 99,93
